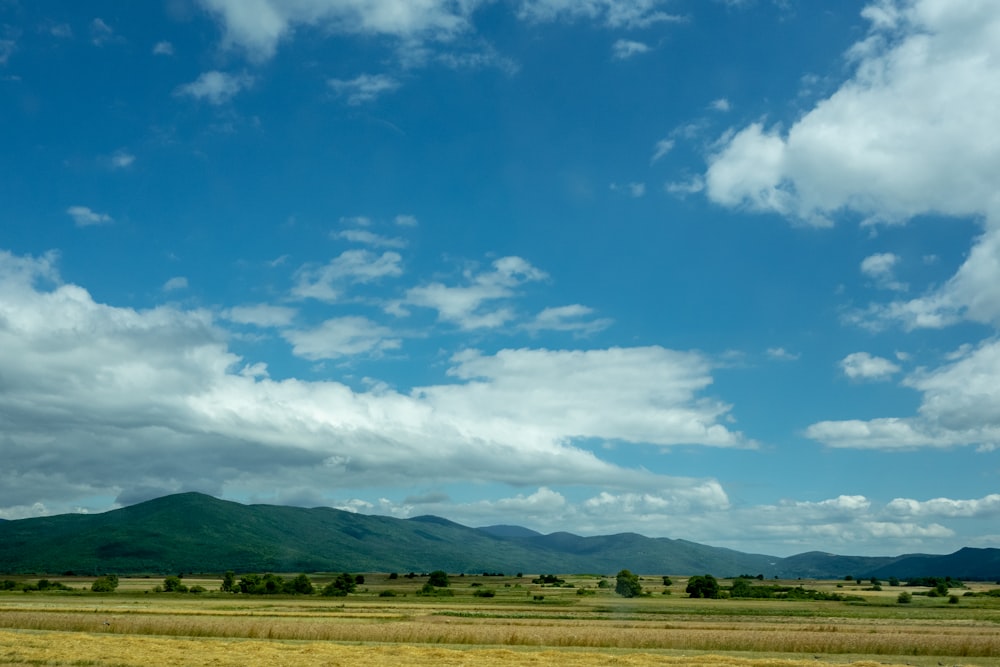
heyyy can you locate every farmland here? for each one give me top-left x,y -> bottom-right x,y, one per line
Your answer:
1,573 -> 998,666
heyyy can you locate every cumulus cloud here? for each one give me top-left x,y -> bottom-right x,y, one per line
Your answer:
399,256 -> 547,330
282,316 -> 401,360
152,41 -> 174,56
292,250 -> 403,302
809,339 -> 1000,450
839,351 -> 900,381
705,1 -> 1000,227
175,70 -> 254,105
197,0 -> 478,61
0,249 -> 743,520
66,206 -> 113,227
886,494 -> 1000,519
860,252 -> 907,292
328,73 -> 399,105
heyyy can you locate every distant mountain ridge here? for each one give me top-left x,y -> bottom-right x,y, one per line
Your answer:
0,493 -> 996,579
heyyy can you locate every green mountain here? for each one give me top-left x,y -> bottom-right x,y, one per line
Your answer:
0,493 -> 995,579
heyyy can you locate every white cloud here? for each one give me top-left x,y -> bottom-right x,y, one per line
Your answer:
328,73 -> 400,105
860,252 -> 907,291
766,347 -> 799,361
840,351 -> 900,381
152,41 -> 175,56
860,229 -> 1000,329
517,0 -> 683,29
223,304 -> 297,327
66,206 -> 113,227
886,494 -> 1000,519
427,346 -> 748,448
175,70 -> 254,105
610,182 -> 645,197
292,250 -> 403,302
665,176 -> 705,197
282,316 -> 401,360
650,138 -> 675,164
163,276 -> 189,292
704,2 -> 1000,227
527,304 -> 612,336
394,214 -> 419,227
809,339 -> 1000,450
90,18 -> 115,46
709,97 -> 731,112
611,39 -> 649,60
334,229 -> 407,248
0,249 -> 744,518
0,39 -> 15,66
400,256 -> 547,330
109,149 -> 135,169
197,0 -> 477,62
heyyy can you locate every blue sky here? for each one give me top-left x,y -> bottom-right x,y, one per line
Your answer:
1,0 -> 998,557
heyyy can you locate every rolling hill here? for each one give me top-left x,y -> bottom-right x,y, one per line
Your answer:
0,493 -> 996,579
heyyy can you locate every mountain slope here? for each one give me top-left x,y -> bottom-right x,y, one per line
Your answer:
0,493 -> 995,578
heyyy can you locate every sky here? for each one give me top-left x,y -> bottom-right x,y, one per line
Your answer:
1,0 -> 998,558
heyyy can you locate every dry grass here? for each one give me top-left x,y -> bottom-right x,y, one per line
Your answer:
0,630 -> 953,667
1,574 -> 998,666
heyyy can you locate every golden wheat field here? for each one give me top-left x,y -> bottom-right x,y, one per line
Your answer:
1,573 -> 998,666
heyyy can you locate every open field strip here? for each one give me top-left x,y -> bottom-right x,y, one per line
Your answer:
0,629 -> 950,667
1,575 -> 998,665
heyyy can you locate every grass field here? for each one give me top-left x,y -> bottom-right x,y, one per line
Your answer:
1,573 -> 997,666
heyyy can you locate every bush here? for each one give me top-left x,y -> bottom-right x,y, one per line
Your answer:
686,574 -> 720,599
473,588 -> 496,598
378,590 -> 396,597
162,576 -> 187,593
615,570 -> 642,598
321,573 -> 357,597
91,575 -> 119,593
427,570 -> 450,588
897,591 -> 912,604
189,585 -> 207,594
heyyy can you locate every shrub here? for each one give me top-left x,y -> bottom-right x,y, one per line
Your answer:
615,570 -> 642,598
473,588 -> 496,598
686,575 -> 720,599
378,590 -> 396,597
388,572 -> 399,580
321,573 -> 357,597
91,575 -> 119,593
427,570 -> 450,588
897,591 -> 912,604
189,585 -> 207,594
162,576 -> 187,593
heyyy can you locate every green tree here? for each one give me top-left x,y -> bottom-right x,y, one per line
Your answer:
729,578 -> 753,598
321,572 -> 357,597
427,570 -> 450,588
615,569 -> 642,598
685,574 -> 720,599
220,571 -> 236,593
162,575 -> 187,593
91,575 -> 119,593
289,573 -> 314,595
661,576 -> 673,587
